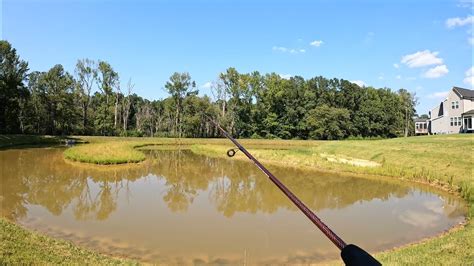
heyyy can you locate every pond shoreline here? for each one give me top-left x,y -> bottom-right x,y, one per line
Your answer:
1,135 -> 472,264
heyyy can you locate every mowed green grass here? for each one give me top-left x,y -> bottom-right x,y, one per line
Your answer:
64,140 -> 146,164
0,219 -> 136,265
1,134 -> 473,264
63,136 -> 320,164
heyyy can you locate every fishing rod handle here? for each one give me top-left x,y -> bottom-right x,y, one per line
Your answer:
341,244 -> 382,266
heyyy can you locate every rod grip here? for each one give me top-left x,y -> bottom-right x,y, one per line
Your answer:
341,244 -> 381,266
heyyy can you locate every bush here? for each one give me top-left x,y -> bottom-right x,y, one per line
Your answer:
250,133 -> 263,139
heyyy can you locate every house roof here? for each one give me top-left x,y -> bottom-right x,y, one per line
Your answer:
414,118 -> 429,122
453,87 -> 474,99
462,109 -> 474,115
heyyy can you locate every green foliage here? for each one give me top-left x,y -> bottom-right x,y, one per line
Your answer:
165,72 -> 197,137
306,105 -> 352,140
95,61 -> 119,136
25,65 -> 79,135
75,58 -> 97,134
0,40 -> 29,134
1,40 -> 419,140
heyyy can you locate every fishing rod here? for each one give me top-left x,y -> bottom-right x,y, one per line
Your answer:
209,118 -> 381,266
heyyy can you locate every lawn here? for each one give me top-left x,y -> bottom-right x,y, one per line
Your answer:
0,219 -> 136,265
0,134 -> 473,264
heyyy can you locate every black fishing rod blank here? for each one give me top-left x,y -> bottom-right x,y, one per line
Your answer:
209,119 -> 381,266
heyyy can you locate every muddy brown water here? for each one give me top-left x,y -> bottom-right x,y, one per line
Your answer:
0,146 -> 466,264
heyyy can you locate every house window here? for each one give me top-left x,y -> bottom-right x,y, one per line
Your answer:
452,117 -> 462,126
452,101 -> 460,109
423,123 -> 427,129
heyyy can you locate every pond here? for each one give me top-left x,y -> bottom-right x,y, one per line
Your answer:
0,146 -> 466,264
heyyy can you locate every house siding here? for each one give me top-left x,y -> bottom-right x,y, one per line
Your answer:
430,99 -> 450,134
429,87 -> 474,134
464,98 -> 474,113
446,90 -> 463,133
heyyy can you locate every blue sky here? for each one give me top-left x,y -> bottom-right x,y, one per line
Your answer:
2,0 -> 473,114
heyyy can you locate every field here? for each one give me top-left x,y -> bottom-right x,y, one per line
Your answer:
1,134 -> 473,264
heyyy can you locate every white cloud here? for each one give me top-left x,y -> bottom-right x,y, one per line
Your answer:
457,0 -> 473,8
396,75 -> 402,80
464,76 -> 474,87
445,15 -> 474,28
273,46 -> 305,54
445,15 -> 474,45
401,50 -> 443,68
464,66 -> 474,87
273,46 -> 288,52
200,81 -> 212,89
350,80 -> 366,87
310,40 -> 324,47
466,66 -> 474,76
399,210 -> 439,228
428,91 -> 449,99
279,74 -> 292,80
393,63 -> 400,69
423,65 -> 449,78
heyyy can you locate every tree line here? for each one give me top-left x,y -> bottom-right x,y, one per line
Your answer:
0,40 -> 417,140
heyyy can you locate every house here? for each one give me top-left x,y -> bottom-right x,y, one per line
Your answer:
429,86 -> 474,134
414,118 -> 429,135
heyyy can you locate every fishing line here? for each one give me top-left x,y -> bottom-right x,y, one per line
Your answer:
208,117 -> 381,266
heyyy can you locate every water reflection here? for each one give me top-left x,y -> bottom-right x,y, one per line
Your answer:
0,148 -> 417,220
0,147 -> 466,263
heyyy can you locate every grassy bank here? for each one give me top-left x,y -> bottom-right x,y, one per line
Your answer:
63,136 -> 318,164
189,135 -> 474,264
0,218 -> 135,265
0,135 -> 68,149
191,136 -> 472,204
64,140 -> 146,164
1,134 -> 473,264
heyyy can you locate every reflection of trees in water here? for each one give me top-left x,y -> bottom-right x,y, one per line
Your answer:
74,180 -> 122,221
0,147 -> 461,222
0,148 -> 152,221
148,150 -> 411,217
151,150 -> 211,212
0,171 -> 28,219
208,161 -> 412,217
